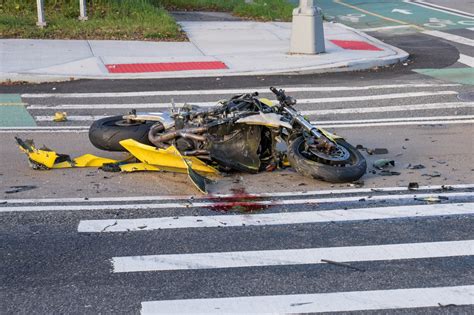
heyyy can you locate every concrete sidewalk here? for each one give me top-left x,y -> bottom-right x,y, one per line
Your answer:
0,21 -> 408,82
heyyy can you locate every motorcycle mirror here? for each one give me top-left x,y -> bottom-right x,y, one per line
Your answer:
171,98 -> 177,113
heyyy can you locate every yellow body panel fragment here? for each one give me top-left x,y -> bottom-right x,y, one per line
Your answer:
52,154 -> 119,169
28,149 -> 58,169
119,139 -> 217,174
119,163 -> 161,173
74,154 -> 118,167
259,98 -> 274,107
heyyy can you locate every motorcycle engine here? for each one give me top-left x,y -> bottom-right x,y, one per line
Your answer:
175,137 -> 196,152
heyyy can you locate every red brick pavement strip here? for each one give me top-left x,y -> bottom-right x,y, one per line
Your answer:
105,61 -> 228,73
330,40 -> 382,51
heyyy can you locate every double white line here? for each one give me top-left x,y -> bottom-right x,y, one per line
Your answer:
1,191 -> 472,213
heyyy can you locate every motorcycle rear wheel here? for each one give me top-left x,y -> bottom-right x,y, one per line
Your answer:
287,136 -> 366,183
89,116 -> 156,151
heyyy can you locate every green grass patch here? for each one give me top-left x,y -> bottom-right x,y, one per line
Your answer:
0,0 -> 295,41
162,0 -> 295,21
0,0 -> 185,40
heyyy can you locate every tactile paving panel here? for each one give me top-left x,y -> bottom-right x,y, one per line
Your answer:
330,40 -> 382,51
106,61 -> 228,73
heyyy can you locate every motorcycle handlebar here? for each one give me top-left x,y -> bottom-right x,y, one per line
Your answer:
270,86 -> 288,103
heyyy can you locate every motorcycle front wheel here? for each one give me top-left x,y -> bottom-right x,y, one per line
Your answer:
89,116 -> 156,152
287,136 -> 366,183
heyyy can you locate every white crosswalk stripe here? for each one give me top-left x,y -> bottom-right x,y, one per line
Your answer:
20,83 -> 460,98
140,285 -> 474,314
6,82 -> 472,133
4,184 -> 472,313
458,54 -> 474,67
112,239 -> 474,272
423,30 -> 474,47
78,203 -> 473,232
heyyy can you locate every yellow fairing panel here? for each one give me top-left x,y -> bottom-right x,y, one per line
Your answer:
119,139 -> 217,174
26,149 -> 58,169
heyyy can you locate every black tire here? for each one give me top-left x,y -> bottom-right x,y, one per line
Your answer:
288,137 -> 366,183
88,116 -> 156,152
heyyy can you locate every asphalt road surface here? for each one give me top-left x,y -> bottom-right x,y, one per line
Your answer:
1,3 -> 474,315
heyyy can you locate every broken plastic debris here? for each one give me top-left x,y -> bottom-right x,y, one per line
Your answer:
53,112 -> 68,122
415,196 -> 449,203
5,185 -> 37,194
373,159 -> 395,170
321,259 -> 365,272
422,172 -> 441,178
408,164 -> 425,170
355,145 -> 388,155
379,170 -> 401,176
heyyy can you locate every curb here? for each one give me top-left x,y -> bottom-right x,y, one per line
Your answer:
0,23 -> 408,84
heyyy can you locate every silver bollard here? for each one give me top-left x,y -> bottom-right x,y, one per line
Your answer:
79,0 -> 88,21
290,0 -> 325,54
36,0 -> 46,28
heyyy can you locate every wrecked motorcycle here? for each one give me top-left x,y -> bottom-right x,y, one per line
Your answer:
88,87 -> 367,183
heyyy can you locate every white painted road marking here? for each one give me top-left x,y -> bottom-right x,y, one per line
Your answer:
315,115 -> 474,124
359,25 -> 414,32
29,91 -> 460,115
423,30 -> 474,46
21,83 -> 460,98
34,115 -> 474,126
140,285 -> 474,314
77,203 -> 473,233
317,119 -> 474,128
2,117 -> 472,133
300,102 -> 474,115
1,191 -> 472,213
4,184 -> 473,204
112,239 -> 474,272
30,100 -> 473,112
406,0 -> 474,19
458,54 -> 474,67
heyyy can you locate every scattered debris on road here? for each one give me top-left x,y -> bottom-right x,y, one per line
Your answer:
373,159 -> 395,170
422,171 -> 442,178
408,182 -> 419,190
407,164 -> 425,169
379,170 -> 401,176
53,112 -> 68,122
356,145 -> 388,155
415,196 -> 449,203
321,259 -> 366,272
5,185 -> 37,194
15,137 -> 217,194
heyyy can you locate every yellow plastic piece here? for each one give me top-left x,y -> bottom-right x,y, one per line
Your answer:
119,139 -> 218,174
119,163 -> 162,173
52,154 -> 119,169
27,149 -> 58,169
259,98 -> 274,107
53,112 -> 68,122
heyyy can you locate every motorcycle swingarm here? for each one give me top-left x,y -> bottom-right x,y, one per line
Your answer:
122,111 -> 175,129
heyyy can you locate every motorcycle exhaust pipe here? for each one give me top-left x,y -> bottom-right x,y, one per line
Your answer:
148,125 -> 208,147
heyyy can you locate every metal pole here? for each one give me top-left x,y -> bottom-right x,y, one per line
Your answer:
79,0 -> 88,21
36,0 -> 46,28
290,0 -> 325,54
